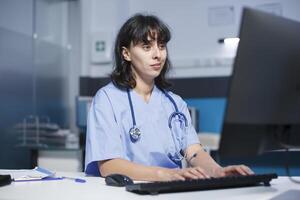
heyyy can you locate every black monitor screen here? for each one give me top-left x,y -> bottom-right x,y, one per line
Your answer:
219,8 -> 300,158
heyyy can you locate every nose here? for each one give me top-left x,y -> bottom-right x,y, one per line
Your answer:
152,45 -> 161,60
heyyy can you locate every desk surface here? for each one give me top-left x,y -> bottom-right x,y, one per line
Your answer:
1,172 -> 299,200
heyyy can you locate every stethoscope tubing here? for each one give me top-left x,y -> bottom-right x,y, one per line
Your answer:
126,88 -> 188,165
127,88 -> 136,126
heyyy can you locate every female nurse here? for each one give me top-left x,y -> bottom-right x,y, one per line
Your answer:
85,14 -> 254,181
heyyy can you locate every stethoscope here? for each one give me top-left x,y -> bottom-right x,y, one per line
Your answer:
126,88 -> 188,167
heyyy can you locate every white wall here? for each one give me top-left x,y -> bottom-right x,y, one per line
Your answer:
80,0 -> 300,78
80,0 -> 129,77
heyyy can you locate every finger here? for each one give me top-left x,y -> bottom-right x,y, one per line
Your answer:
194,167 -> 210,179
241,165 -> 255,175
219,171 -> 226,177
189,168 -> 206,179
240,165 -> 254,175
233,166 -> 247,176
222,166 -> 234,175
182,170 -> 199,179
223,166 -> 245,176
172,173 -> 185,181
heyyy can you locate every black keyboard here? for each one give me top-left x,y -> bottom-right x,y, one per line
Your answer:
126,173 -> 278,194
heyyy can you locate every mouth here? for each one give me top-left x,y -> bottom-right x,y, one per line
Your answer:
150,63 -> 161,69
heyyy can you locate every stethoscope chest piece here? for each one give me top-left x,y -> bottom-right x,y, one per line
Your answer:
129,126 -> 141,142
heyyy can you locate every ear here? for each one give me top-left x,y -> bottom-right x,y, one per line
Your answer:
122,47 -> 131,62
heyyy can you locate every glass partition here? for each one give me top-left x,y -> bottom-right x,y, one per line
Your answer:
0,0 -> 72,168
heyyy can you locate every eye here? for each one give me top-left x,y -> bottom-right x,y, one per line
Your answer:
159,43 -> 166,50
142,44 -> 151,51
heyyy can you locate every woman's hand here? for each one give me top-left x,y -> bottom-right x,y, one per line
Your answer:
157,167 -> 210,181
213,165 -> 254,177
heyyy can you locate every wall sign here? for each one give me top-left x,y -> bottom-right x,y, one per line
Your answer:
91,31 -> 112,64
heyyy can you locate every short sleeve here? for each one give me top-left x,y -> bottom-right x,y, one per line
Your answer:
174,94 -> 200,148
85,90 -> 125,176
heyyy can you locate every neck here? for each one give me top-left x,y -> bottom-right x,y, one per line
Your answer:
134,77 -> 154,102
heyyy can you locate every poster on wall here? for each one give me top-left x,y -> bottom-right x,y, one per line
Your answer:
208,6 -> 235,26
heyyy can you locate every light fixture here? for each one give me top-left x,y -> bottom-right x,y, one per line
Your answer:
218,37 -> 240,45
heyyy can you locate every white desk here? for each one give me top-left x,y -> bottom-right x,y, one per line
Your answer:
0,172 -> 299,200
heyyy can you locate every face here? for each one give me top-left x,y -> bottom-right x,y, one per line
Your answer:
122,35 -> 167,84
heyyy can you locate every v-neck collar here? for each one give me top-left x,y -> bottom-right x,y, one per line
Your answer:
131,85 -> 158,105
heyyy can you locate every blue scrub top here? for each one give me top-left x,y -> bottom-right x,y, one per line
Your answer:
85,82 -> 200,176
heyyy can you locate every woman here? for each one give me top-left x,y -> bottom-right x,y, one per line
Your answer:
85,14 -> 253,181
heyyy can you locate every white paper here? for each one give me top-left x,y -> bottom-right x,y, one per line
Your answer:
0,167 -> 54,181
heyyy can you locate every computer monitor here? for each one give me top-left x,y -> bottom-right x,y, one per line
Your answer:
219,8 -> 300,158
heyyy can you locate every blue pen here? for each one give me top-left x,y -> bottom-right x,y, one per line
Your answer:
62,176 -> 86,183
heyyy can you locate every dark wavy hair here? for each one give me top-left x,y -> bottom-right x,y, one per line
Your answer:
111,13 -> 172,90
